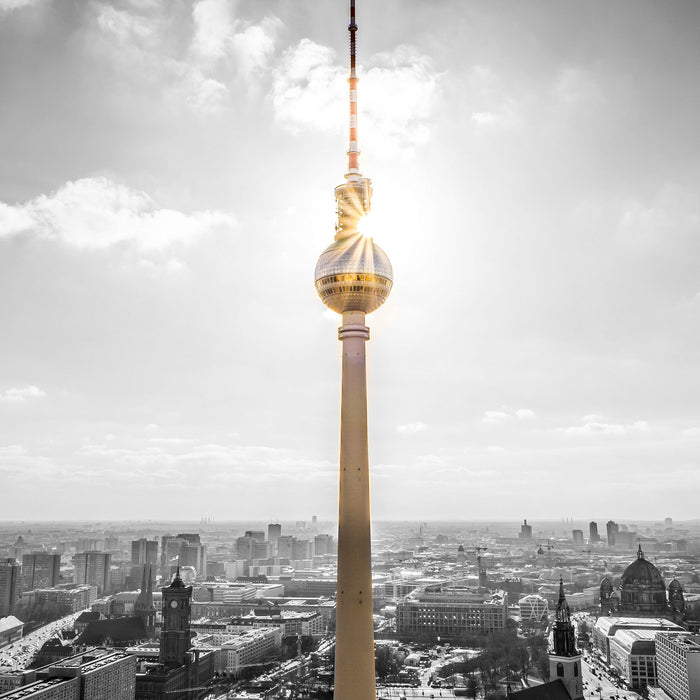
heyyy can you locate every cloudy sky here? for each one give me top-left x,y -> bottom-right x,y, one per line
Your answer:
1,0 -> 699,522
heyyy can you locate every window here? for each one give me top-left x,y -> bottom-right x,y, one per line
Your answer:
574,663 -> 579,677
557,663 -> 564,677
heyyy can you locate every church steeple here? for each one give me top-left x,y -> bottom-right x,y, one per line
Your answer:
134,563 -> 156,639
553,577 -> 577,657
549,578 -> 583,700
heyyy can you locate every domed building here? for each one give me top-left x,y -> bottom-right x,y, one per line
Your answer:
618,545 -> 668,616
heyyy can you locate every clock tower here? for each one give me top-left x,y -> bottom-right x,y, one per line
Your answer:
159,568 -> 192,667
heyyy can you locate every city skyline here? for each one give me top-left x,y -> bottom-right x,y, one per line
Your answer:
1,0 -> 699,521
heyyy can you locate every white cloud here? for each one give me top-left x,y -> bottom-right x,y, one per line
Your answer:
0,0 -> 45,10
271,41 -> 441,157
271,39 -> 344,135
483,406 -> 536,423
0,385 -> 46,402
230,18 -> 280,80
190,0 -> 279,83
0,177 -> 235,252
396,422 -> 428,434
558,417 -> 650,436
482,409 -> 511,424
191,0 -> 234,62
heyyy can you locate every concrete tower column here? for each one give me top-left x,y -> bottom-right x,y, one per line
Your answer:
335,310 -> 375,700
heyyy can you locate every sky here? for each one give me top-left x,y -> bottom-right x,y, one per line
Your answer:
0,0 -> 699,522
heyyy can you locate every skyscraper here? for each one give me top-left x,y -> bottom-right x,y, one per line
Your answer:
73,552 -> 111,594
313,3 -> 393,699
0,559 -> 21,617
607,520 -> 619,546
131,539 -> 158,567
21,553 -> 60,591
589,521 -> 600,543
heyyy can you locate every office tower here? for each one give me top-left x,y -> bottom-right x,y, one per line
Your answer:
253,541 -> 271,560
131,539 -> 158,567
313,3 -> 393,698
104,536 -> 120,551
160,569 -> 192,667
160,535 -> 182,575
519,519 -> 533,540
277,536 -> 294,559
665,517 -> 674,530
607,520 -> 619,546
549,578 -> 583,700
572,530 -> 584,546
73,552 -> 111,594
292,539 -> 312,561
244,531 -> 265,541
314,534 -> 334,557
235,536 -> 255,561
21,553 -> 60,591
180,542 -> 206,578
589,521 -> 600,543
0,559 -> 21,616
268,523 -> 281,546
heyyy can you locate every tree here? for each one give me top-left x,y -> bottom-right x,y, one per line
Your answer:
466,674 -> 480,700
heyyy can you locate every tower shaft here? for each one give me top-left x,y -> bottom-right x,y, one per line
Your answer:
335,310 -> 376,700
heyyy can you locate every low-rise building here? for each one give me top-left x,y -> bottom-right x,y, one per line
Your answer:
396,587 -> 508,640
609,628 -> 661,689
0,616 -> 23,648
220,628 -> 281,677
593,617 -> 684,663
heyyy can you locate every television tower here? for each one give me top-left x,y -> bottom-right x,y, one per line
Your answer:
314,2 -> 393,699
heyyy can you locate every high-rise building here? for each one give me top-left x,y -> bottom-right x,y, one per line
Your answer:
235,536 -> 255,561
607,520 -> 619,546
520,519 -> 533,540
131,539 -> 158,567
0,559 -> 21,617
589,521 -> 600,543
267,524 -> 281,544
313,3 -> 393,698
664,517 -> 674,530
277,536 -> 294,559
549,578 -> 583,700
21,553 -> 60,591
160,535 -> 206,578
572,530 -> 584,546
313,534 -> 335,557
73,552 -> 111,594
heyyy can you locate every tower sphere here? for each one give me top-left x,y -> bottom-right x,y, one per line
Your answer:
315,234 -> 393,314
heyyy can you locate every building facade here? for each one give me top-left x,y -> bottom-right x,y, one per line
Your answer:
22,554 -> 61,592
73,553 -> 111,594
396,588 -> 507,640
0,561 -> 20,618
655,633 -> 700,700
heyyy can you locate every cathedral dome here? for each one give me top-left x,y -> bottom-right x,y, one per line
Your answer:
618,545 -> 668,616
620,546 -> 665,588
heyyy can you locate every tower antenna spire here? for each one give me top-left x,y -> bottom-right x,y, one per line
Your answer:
347,0 -> 360,179
333,0 -> 372,240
